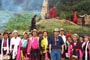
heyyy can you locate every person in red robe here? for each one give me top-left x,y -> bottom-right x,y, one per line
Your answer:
73,11 -> 78,24
49,6 -> 57,18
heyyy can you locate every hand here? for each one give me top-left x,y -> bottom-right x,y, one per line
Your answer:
40,51 -> 42,55
61,50 -> 64,54
49,50 -> 51,54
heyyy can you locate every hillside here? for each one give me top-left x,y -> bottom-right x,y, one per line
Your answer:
37,19 -> 90,35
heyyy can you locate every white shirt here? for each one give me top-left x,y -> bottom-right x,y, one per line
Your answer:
10,37 -> 21,59
59,35 -> 66,44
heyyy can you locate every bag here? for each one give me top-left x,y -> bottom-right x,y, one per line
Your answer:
31,38 -> 39,49
2,55 -> 11,60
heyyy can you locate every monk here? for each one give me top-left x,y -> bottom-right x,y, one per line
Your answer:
49,6 -> 57,18
73,11 -> 78,24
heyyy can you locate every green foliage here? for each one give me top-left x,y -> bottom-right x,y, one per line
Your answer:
56,0 -> 90,19
5,11 -> 34,31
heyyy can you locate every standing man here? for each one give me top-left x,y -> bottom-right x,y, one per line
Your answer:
59,28 -> 66,44
59,28 -> 66,60
49,28 -> 64,60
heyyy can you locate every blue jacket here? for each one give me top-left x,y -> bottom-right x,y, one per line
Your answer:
48,36 -> 64,49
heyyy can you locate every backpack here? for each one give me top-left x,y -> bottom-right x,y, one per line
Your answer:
31,37 -> 39,49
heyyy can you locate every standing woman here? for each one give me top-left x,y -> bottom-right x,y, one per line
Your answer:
21,32 -> 29,59
72,34 -> 83,60
40,31 -> 49,60
30,29 -> 40,60
1,32 -> 10,60
82,35 -> 90,60
64,34 -> 73,59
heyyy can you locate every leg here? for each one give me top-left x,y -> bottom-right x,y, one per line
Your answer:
56,50 -> 61,60
51,50 -> 56,60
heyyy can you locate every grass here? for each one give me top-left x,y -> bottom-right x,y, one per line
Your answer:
37,19 -> 90,35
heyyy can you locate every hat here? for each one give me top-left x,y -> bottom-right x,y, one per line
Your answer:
32,29 -> 38,32
23,32 -> 28,35
13,30 -> 18,33
66,34 -> 72,38
54,28 -> 60,32
60,28 -> 64,31
72,33 -> 79,38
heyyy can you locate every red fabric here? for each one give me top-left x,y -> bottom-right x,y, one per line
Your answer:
73,11 -> 78,24
49,7 -> 57,18
3,40 -> 7,47
66,34 -> 72,38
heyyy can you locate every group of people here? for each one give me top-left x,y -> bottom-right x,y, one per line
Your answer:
0,28 -> 90,60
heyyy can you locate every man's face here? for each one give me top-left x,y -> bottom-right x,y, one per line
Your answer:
60,30 -> 64,35
54,31 -> 59,36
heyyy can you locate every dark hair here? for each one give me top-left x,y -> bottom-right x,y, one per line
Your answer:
38,31 -> 43,35
43,31 -> 48,35
34,15 -> 37,18
3,31 -> 8,36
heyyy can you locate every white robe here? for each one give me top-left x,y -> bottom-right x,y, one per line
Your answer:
10,37 -> 21,59
1,39 -> 9,55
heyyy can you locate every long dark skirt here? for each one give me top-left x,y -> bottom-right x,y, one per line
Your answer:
31,48 -> 40,60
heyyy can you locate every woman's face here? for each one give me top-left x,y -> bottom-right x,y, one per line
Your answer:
84,36 -> 89,42
32,32 -> 37,37
67,37 -> 72,42
23,34 -> 28,39
29,34 -> 32,38
43,32 -> 48,37
4,34 -> 8,39
79,37 -> 84,42
73,36 -> 78,42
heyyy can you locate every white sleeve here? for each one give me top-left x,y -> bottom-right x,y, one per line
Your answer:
10,38 -> 13,51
